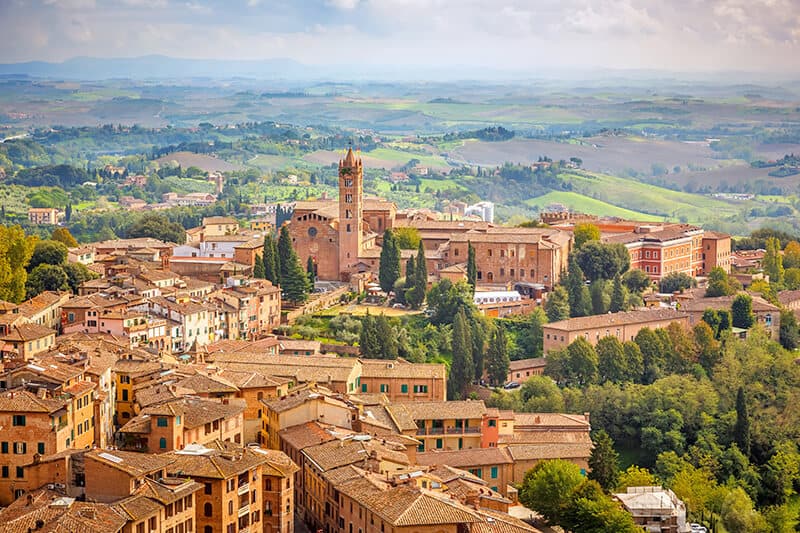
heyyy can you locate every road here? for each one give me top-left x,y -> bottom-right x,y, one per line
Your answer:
1,133 -> 28,143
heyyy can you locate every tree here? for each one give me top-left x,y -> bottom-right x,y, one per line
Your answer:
392,226 -> 421,249
51,227 -> 78,248
515,307 -> 546,359
734,387 -> 751,458
590,279 -> 609,315
560,480 -> 639,533
732,294 -> 755,329
622,269 -> 651,293
26,264 -> 68,298
126,212 -> 186,244
721,487 -> 766,533
448,308 -> 473,399
62,262 -> 96,293
471,317 -> 487,381
573,241 -> 630,281
277,225 -> 310,303
544,286 -> 570,322
784,267 -> 800,289
374,314 -> 398,359
547,337 -> 598,387
588,430 -> 620,491
763,441 -> 800,505
573,223 -> 600,249
783,240 -> 800,269
763,237 -> 784,285
486,325 -> 510,386
566,260 -> 591,317
519,459 -> 585,524
378,229 -> 401,293
610,273 -> 626,312
262,234 -> 279,285
622,341 -> 644,382
693,322 -> 721,374
426,279 -> 474,325
0,225 -> 37,303
597,336 -> 628,383
28,240 -> 68,270
466,241 -> 477,293
616,465 -> 658,491
406,242 -> 427,309
779,309 -> 800,350
64,203 -> 73,222
659,272 -> 695,293
253,253 -> 266,278
519,376 -> 564,412
706,266 -> 736,297
358,313 -> 380,358
634,328 -> 664,384
306,255 -> 316,286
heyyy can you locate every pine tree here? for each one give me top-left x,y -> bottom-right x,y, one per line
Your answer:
466,241 -> 477,293
378,229 -> 401,294
306,256 -> 316,287
610,273 -> 626,312
588,430 -> 620,490
448,308 -> 473,399
486,325 -> 510,386
734,387 -> 751,458
262,234 -> 279,285
253,253 -> 266,279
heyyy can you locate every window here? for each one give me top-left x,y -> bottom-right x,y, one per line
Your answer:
203,502 -> 213,517
379,384 -> 388,393
491,466 -> 498,479
361,383 -> 367,393
37,442 -> 45,454
156,416 -> 169,427
159,437 -> 167,449
16,466 -> 23,478
401,384 -> 408,393
1,466 -> 7,478
1,442 -> 7,454
436,438 -> 443,449
228,501 -> 233,515
12,415 -> 25,426
488,419 -> 496,427
14,442 -> 26,454
122,390 -> 128,401
204,527 -> 213,533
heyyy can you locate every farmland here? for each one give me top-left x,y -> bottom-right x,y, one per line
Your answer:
155,151 -> 242,172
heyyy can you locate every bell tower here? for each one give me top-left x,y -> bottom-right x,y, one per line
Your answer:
338,147 -> 363,279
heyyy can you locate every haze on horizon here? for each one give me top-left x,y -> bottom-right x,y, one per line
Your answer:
1,0 -> 799,79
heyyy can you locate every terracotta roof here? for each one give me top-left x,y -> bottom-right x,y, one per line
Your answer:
135,477 -> 203,505
261,388 -> 349,414
0,390 -> 68,413
543,308 -> 688,332
176,373 -> 239,394
513,412 -> 591,429
17,291 -> 70,317
504,442 -> 593,461
111,494 -> 161,521
382,403 -> 420,432
472,508 -> 540,533
165,445 -> 272,479
680,294 -> 780,313
85,449 -> 176,477
361,359 -> 446,379
395,400 -> 487,421
209,353 -> 358,384
302,436 -> 411,472
18,358 -> 85,383
778,290 -> 800,306
1,323 -> 56,342
137,396 -> 245,429
0,488 -> 126,533
417,448 -> 512,468
508,358 -> 546,371
279,422 -> 344,451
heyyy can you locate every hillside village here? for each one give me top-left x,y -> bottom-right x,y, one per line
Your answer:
2,148 -> 800,533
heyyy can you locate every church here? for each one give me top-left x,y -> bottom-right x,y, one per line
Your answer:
287,148 -> 572,288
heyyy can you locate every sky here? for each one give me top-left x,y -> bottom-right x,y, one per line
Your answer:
1,0 -> 799,74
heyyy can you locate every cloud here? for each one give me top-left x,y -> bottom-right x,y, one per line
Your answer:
43,0 -> 96,8
326,0 -> 360,9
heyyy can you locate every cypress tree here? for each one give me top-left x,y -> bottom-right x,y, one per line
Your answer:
306,256 -> 316,287
588,430 -> 620,490
262,234 -> 279,285
375,314 -> 398,360
471,319 -> 486,382
466,241 -> 477,293
277,225 -> 310,303
359,313 -> 380,358
566,259 -> 591,317
253,253 -> 266,279
379,229 -> 401,294
486,325 -> 510,386
610,273 -> 626,312
448,308 -> 474,399
409,241 -> 427,309
734,387 -> 751,458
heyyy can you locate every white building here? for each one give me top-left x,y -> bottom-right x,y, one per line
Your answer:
465,201 -> 495,223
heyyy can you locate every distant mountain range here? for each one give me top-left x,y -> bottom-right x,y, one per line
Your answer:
0,55 -> 315,80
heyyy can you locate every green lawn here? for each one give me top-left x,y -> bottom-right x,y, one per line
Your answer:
526,191 -> 662,220
247,154 -> 293,170
365,147 -> 449,168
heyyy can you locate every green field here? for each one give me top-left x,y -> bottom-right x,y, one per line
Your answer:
365,147 -> 449,169
247,154 -> 293,171
525,191 -> 662,220
562,171 -> 742,223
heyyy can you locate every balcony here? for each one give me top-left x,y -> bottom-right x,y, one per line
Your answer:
238,504 -> 250,517
238,482 -> 249,495
445,426 -> 480,434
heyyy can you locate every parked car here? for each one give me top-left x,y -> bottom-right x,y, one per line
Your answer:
503,381 -> 520,390
391,303 -> 405,309
690,524 -> 707,533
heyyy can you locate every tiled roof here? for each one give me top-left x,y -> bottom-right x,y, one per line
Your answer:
778,290 -> 800,305
382,403 -> 419,432
0,489 -> 126,533
417,447 -> 513,468
85,449 -> 176,477
361,359 -> 446,379
135,477 -> 203,505
543,308 -> 688,332
17,291 -> 70,317
513,413 -> 591,429
279,421 -> 342,451
472,508 -> 540,533
138,396 -> 245,429
302,436 -> 411,472
216,368 -> 290,388
176,373 -> 239,394
250,447 -> 300,477
165,446 -> 271,479
135,385 -> 192,410
395,400 -> 487,421
679,294 -> 780,313
209,353 -> 358,384
111,494 -> 161,521
0,390 -> 68,413
1,323 -> 56,341
261,388 -> 349,414
504,442 -> 593,461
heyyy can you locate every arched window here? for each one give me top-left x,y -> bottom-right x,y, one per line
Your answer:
204,502 -> 213,517
204,526 -> 213,533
